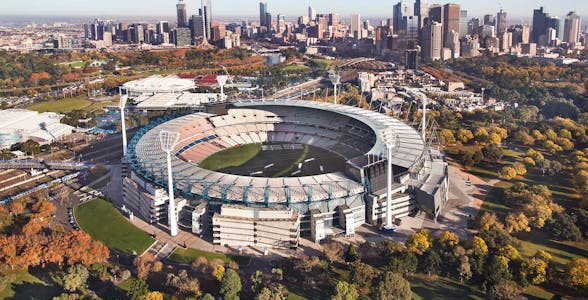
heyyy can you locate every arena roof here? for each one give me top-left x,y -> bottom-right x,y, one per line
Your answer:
0,109 -> 74,148
122,75 -> 196,94
127,100 -> 426,206
130,92 -> 219,108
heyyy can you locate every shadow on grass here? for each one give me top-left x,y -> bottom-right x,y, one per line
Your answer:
517,231 -> 588,267
6,281 -> 62,300
409,275 -> 485,300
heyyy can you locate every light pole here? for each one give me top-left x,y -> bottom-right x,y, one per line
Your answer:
380,129 -> 398,229
159,130 -> 180,237
329,72 -> 341,105
421,97 -> 427,142
217,75 -> 229,102
119,88 -> 128,157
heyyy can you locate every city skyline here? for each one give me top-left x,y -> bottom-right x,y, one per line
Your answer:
1,0 -> 587,21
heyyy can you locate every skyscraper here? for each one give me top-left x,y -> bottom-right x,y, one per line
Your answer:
564,11 -> 581,45
459,10 -> 468,38
422,21 -> 442,60
414,0 -> 428,29
393,1 -> 409,34
259,2 -> 268,27
308,6 -> 317,22
429,5 -> 443,24
532,7 -> 549,43
200,0 -> 212,41
351,14 -> 362,39
176,0 -> 188,28
496,9 -> 507,34
443,3 -> 460,47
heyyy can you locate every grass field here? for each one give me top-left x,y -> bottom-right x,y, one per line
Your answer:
281,65 -> 312,73
167,248 -> 251,266
75,198 -> 154,255
200,143 -> 346,178
198,143 -> 261,171
0,269 -> 59,300
409,275 -> 485,300
516,231 -> 588,267
27,97 -> 92,113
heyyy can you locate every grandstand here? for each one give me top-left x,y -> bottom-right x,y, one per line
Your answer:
122,100 -> 448,248
0,109 -> 74,149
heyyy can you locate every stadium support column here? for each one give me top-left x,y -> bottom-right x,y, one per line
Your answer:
160,131 -> 181,237
119,88 -> 128,157
380,129 -> 397,229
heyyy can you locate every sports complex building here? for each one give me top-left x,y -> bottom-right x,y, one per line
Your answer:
122,99 -> 448,248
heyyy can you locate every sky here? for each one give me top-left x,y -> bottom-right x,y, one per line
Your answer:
1,0 -> 587,21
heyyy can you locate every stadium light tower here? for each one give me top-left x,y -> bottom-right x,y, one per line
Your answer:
421,97 -> 427,142
217,75 -> 229,101
119,88 -> 128,157
159,130 -> 181,237
380,128 -> 398,229
329,72 -> 341,105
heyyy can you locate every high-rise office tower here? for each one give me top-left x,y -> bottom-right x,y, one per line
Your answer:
467,18 -> 480,36
329,13 -> 340,27
496,9 -> 507,34
459,10 -> 468,38
351,14 -> 362,39
157,21 -> 169,34
443,3 -> 460,47
309,6 -> 317,22
393,1 -> 409,34
429,5 -> 443,24
403,16 -> 419,48
483,14 -> 495,26
200,0 -> 212,41
549,17 -> 561,39
564,11 -> 581,45
259,2 -> 268,27
414,0 -> 428,29
522,24 -> 530,44
422,21 -> 443,60
176,0 -> 188,27
532,7 -> 549,43
190,14 -> 205,40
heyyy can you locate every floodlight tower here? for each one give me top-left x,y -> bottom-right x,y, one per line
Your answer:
119,88 -> 128,157
329,72 -> 341,105
421,97 -> 427,142
380,129 -> 398,229
159,130 -> 181,237
217,75 -> 229,101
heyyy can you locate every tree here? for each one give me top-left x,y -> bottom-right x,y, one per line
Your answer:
500,166 -> 517,180
219,268 -> 241,300
551,212 -> 582,241
323,240 -> 344,263
350,261 -> 376,290
373,272 -> 411,300
566,258 -> 588,291
526,258 -> 547,285
62,264 -> 89,292
134,253 -> 156,279
8,199 -> 25,216
482,144 -> 503,163
405,229 -> 433,253
512,162 -> 527,176
213,265 -> 226,282
346,244 -> 359,262
485,255 -> 511,285
332,281 -> 359,300
144,291 -> 164,300
127,278 -> 149,300
440,129 -> 456,145
488,281 -> 524,300
505,213 -> 531,233
457,129 -> 474,144
201,294 -> 215,300
489,133 -> 502,145
436,231 -> 459,250
475,128 -> 490,143
250,270 -> 264,294
420,250 -> 441,276
256,284 -> 287,300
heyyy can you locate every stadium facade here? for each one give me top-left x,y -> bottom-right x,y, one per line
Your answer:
122,100 -> 448,248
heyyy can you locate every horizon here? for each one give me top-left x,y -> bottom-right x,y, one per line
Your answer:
1,0 -> 587,22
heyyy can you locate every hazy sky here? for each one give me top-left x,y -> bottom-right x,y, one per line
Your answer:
1,0 -> 587,20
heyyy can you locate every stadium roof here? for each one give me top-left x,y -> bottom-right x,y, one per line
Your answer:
123,75 -> 196,94
128,100 -> 426,205
130,92 -> 219,108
